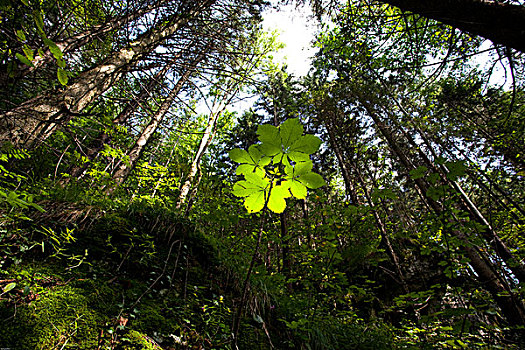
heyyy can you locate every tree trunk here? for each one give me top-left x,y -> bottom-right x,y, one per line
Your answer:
110,53 -> 205,190
356,93 -> 525,326
175,108 -> 224,209
380,0 -> 525,52
324,111 -> 360,204
355,166 -> 409,293
0,0 -> 216,148
175,39 -> 265,208
414,126 -> 525,283
66,53 -> 184,181
280,211 -> 292,291
19,1 -> 166,78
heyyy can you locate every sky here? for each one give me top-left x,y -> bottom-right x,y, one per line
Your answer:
261,3 -> 319,77
223,4 -> 319,113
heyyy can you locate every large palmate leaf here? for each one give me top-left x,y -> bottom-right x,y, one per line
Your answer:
280,118 -> 303,149
230,145 -> 271,175
267,183 -> 291,213
232,171 -> 270,213
284,159 -> 325,193
296,172 -> 325,189
284,179 -> 307,199
290,134 -> 322,154
230,118 -> 325,214
257,124 -> 281,156
244,190 -> 266,213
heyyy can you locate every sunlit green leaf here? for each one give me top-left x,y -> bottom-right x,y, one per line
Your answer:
22,45 -> 34,61
288,151 -> 310,163
57,68 -> 68,85
244,191 -> 266,213
2,282 -> 16,294
229,148 -> 252,164
257,124 -> 280,145
16,29 -> 26,41
247,144 -> 262,163
16,53 -> 33,67
230,118 -> 324,214
257,124 -> 281,156
235,164 -> 256,176
291,134 -> 321,154
56,57 -> 66,68
232,181 -> 258,197
267,183 -> 290,213
288,180 -> 307,199
244,170 -> 269,187
44,37 -> 63,59
280,118 -> 303,148
33,10 -> 44,34
259,156 -> 272,166
297,172 -> 325,189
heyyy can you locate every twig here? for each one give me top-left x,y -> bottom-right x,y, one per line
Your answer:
131,238 -> 178,309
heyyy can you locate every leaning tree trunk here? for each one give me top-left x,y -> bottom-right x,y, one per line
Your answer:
321,106 -> 408,292
356,93 -> 525,326
175,35 -> 268,210
0,0 -> 216,148
323,110 -> 360,204
379,0 -> 525,52
66,51 -> 186,181
109,53 -> 206,190
371,68 -> 525,284
19,0 -> 166,78
175,107 -> 224,210
412,125 -> 525,283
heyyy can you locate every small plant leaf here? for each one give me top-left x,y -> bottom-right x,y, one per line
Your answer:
16,52 -> 34,67
22,45 -> 34,61
409,166 -> 427,180
3,282 -> 16,294
33,10 -> 44,34
43,38 -> 63,59
16,29 -> 26,41
57,67 -> 68,85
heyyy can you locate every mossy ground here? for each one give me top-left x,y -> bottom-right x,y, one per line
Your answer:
0,202 -> 396,349
0,204 -> 260,350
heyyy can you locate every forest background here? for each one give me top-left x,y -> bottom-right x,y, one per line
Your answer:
0,0 -> 524,349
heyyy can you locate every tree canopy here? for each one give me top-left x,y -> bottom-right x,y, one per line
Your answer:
1,0 -> 524,349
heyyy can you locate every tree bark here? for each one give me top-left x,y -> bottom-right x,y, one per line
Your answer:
379,0 -> 525,52
356,166 -> 409,293
0,0 -> 216,148
356,93 -> 525,326
66,52 -> 185,181
175,107 -> 224,209
19,0 -> 166,78
110,53 -> 206,190
324,111 -> 360,204
175,32 -> 269,209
